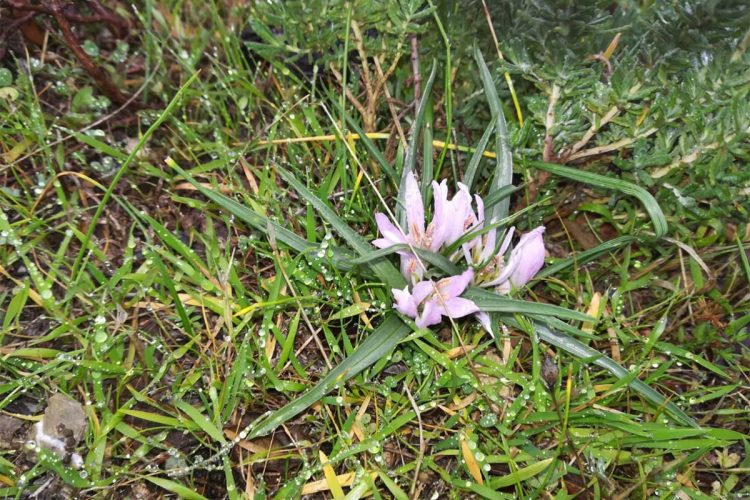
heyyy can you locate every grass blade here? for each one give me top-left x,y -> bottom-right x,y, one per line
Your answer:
335,98 -> 398,185
399,61 -> 438,226
528,160 -> 668,237
248,314 -> 410,438
536,235 -> 637,278
145,477 -> 208,500
474,46 -> 513,223
168,160 -> 358,273
70,72 -> 200,285
524,320 -> 698,428
276,165 -> 405,289
487,457 -> 554,488
174,399 -> 226,444
462,121 -> 494,190
421,91 -> 435,194
464,287 -> 592,322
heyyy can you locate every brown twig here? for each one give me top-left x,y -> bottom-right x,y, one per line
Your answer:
3,0 -> 128,36
586,32 -> 621,81
0,10 -> 35,59
410,35 -> 421,102
1,0 -> 136,106
48,0 -> 130,105
542,84 -> 561,163
372,55 -> 407,148
84,0 -> 128,37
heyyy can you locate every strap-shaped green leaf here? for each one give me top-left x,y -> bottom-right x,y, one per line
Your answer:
248,313 -> 410,439
536,235 -> 638,278
348,244 -> 460,276
168,161 -> 358,273
399,61 -> 438,226
521,319 -> 698,428
276,166 -> 405,290
529,160 -> 668,237
475,46 -> 514,224
462,121 -> 495,190
333,96 -> 398,186
465,287 -> 593,322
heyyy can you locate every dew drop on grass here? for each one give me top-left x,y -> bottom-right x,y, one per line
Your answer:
94,330 -> 107,343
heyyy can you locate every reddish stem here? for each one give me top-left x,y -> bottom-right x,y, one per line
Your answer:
48,0 -> 130,106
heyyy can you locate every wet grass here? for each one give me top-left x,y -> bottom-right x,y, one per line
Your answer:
0,0 -> 749,497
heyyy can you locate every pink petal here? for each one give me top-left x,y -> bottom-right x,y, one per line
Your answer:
429,180 -> 450,251
443,184 -> 474,246
461,194 -> 486,262
372,238 -> 395,249
508,226 -> 546,287
392,286 -> 418,318
411,280 -> 435,304
498,227 -> 515,255
400,254 -> 423,283
442,297 -> 479,318
478,225 -> 500,264
416,300 -> 442,328
374,213 -> 406,245
480,227 -> 521,288
436,268 -> 474,299
404,172 -> 425,237
461,242 -> 474,264
475,312 -> 493,334
475,194 -> 485,224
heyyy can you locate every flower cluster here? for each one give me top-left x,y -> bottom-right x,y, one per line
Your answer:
373,172 -> 546,331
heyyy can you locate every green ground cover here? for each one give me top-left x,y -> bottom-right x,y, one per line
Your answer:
0,0 -> 749,497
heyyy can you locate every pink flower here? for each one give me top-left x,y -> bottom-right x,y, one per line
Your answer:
468,225 -> 546,293
432,180 -> 477,249
392,269 -> 479,328
373,173 -> 546,335
461,194 -> 508,265
507,226 -> 546,287
373,172 -> 478,282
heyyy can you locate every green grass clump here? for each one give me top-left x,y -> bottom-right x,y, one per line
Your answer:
0,0 -> 748,497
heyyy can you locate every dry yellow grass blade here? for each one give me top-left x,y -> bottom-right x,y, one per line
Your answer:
445,344 -> 476,359
2,138 -> 31,163
31,171 -> 105,214
319,450 -> 345,499
460,434 -> 484,485
257,132 -> 499,160
438,392 -> 478,416
603,32 -> 622,60
264,330 -> 276,361
224,430 -> 289,461
301,471 -> 378,495
350,394 -> 371,442
0,264 -> 44,307
581,292 -> 602,333
134,293 -> 224,312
